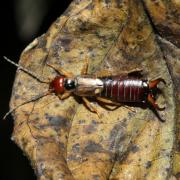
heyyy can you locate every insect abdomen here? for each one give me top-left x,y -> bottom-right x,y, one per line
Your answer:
100,78 -> 148,102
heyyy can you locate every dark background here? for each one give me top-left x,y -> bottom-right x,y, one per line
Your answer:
0,1 -> 72,179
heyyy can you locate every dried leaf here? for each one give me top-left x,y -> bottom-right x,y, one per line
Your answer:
142,0 -> 180,47
157,36 -> 180,179
9,0 -> 179,179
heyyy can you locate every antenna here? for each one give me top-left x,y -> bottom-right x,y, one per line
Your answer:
3,91 -> 51,120
3,56 -> 49,84
2,56 -> 53,119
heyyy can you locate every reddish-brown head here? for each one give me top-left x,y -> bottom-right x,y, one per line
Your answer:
49,76 -> 65,94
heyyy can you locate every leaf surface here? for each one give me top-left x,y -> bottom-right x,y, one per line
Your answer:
10,0 -> 179,179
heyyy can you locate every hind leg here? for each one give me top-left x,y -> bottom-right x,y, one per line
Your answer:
96,97 -> 135,112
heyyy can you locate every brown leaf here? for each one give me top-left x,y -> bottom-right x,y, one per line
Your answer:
10,0 -> 178,179
142,0 -> 180,47
157,36 -> 180,179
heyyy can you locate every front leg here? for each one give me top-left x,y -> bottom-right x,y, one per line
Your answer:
81,58 -> 89,75
58,92 -> 71,100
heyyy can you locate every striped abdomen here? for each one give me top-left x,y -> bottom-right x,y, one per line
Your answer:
100,78 -> 148,102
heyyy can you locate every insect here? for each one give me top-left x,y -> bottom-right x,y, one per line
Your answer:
3,56 -> 166,121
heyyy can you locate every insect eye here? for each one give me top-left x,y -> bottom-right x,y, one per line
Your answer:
64,79 -> 75,90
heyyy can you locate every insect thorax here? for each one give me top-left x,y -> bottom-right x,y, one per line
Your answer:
74,75 -> 104,96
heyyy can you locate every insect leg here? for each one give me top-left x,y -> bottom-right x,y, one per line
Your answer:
96,97 -> 119,111
96,97 -> 121,106
60,92 -> 71,100
96,97 -> 135,112
127,68 -> 143,75
126,68 -> 143,78
147,94 -> 165,111
95,70 -> 113,77
82,97 -> 102,118
47,63 -> 74,78
96,68 -> 143,78
81,58 -> 89,75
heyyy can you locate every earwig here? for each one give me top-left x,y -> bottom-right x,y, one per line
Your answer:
3,56 -> 166,121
